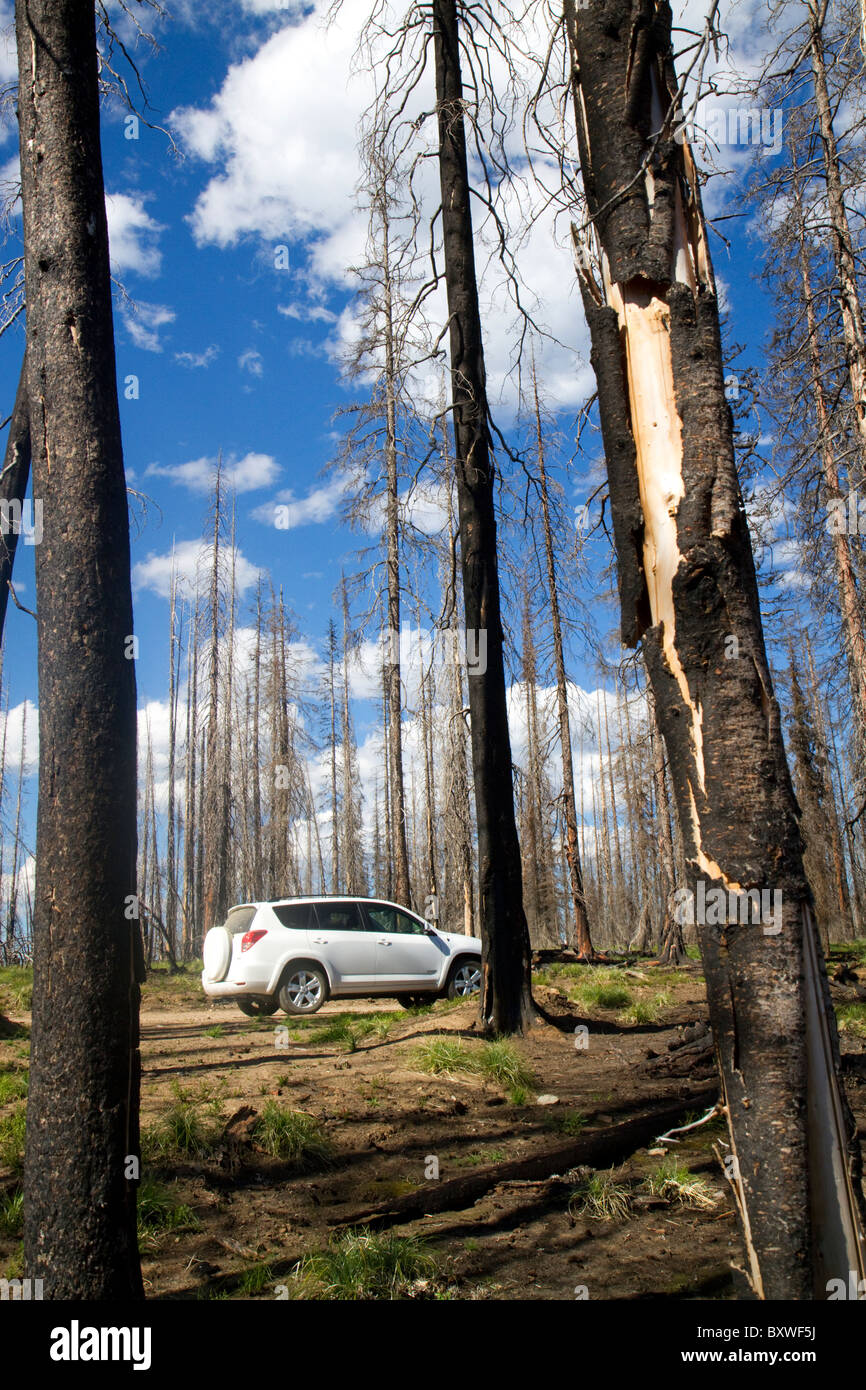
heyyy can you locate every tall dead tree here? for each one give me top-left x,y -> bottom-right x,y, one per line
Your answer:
532,372 -> 596,957
379,185 -> 413,908
566,0 -> 865,1296
17,0 -> 143,1297
433,0 -> 532,1031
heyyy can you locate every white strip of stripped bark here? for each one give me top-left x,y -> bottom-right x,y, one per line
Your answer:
581,58 -> 866,1295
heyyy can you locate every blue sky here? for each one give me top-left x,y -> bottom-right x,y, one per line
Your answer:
0,0 -> 814,897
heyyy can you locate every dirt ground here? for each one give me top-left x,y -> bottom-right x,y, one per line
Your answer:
2,954 -> 866,1300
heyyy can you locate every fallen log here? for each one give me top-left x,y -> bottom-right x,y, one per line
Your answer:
329,1081 -> 719,1233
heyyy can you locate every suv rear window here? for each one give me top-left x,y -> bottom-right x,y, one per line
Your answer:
271,903 -> 312,930
224,906 -> 257,935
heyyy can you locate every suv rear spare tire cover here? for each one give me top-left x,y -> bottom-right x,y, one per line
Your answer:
203,926 -> 232,982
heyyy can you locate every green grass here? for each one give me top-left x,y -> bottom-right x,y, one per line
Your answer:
477,1038 -> 534,1099
569,1169 -> 632,1222
456,1148 -> 506,1166
252,1102 -> 334,1169
141,1082 -> 224,1161
287,1229 -> 439,1300
0,1106 -> 26,1174
642,1158 -> 718,1210
412,1035 -> 533,1101
0,1187 -> 23,1236
567,967 -> 634,1011
235,1261 -> 274,1296
137,1177 -> 200,1251
308,1018 -> 375,1052
836,1003 -> 866,1037
412,1035 -> 476,1077
619,992 -> 670,1026
0,967 -> 33,1012
546,1108 -> 586,1136
0,1069 -> 28,1104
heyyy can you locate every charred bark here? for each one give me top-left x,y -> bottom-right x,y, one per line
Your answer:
432,0 -> 532,1031
566,0 -> 866,1297
17,0 -> 143,1297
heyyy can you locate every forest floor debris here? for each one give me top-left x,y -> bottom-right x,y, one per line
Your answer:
2,950 -> 865,1300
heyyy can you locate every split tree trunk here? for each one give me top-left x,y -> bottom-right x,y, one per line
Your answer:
432,0 -> 532,1031
566,0 -> 865,1297
17,0 -> 143,1297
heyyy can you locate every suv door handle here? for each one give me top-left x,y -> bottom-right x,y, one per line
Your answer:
312,936 -> 328,944
377,938 -> 391,946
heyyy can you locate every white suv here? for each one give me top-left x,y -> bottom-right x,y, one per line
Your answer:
201,896 -> 482,1016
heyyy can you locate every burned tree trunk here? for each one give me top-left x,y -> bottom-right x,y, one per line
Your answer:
432,0 -> 532,1031
566,0 -> 865,1297
17,0 -> 143,1297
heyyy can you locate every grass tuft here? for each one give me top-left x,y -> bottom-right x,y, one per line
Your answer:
137,1177 -> 200,1251
642,1158 -> 718,1210
412,1035 -> 533,1101
287,1228 -> 439,1300
0,1069 -> 28,1105
141,1081 -> 223,1161
0,1106 -> 26,1175
252,1101 -> 334,1169
836,1003 -> 866,1037
569,1168 -> 632,1222
0,1188 -> 23,1236
412,1035 -> 475,1077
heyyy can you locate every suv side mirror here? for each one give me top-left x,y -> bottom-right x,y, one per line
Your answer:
424,921 -> 438,935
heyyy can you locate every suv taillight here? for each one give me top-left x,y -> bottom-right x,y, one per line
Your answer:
240,929 -> 267,953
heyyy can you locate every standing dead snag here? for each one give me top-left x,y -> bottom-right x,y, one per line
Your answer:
433,0 -> 533,1032
566,0 -> 866,1297
17,0 -> 143,1296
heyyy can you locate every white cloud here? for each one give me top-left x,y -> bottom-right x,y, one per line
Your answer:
240,0 -> 306,12
0,699 -> 38,775
172,1 -> 370,267
146,451 -> 280,495
121,301 -> 176,352
238,347 -> 264,376
278,301 -> 337,324
174,344 -> 220,369
105,193 -> 165,277
251,474 -> 349,529
0,3 -> 16,86
133,538 -> 263,598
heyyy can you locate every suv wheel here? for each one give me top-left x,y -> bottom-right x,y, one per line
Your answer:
237,996 -> 280,1017
279,965 -> 328,1015
447,959 -> 482,999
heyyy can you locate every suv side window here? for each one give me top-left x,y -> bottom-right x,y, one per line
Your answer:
271,903 -> 312,930
313,902 -> 365,933
365,904 -> 426,936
